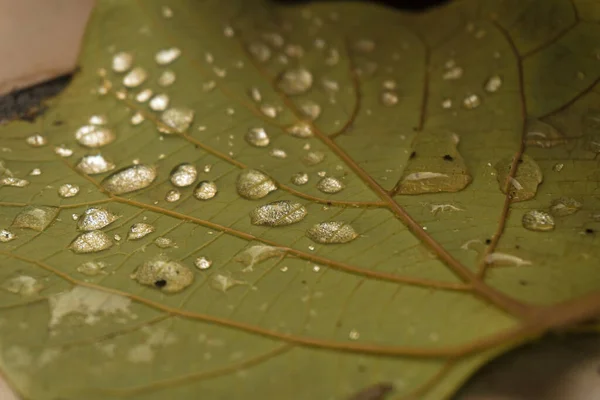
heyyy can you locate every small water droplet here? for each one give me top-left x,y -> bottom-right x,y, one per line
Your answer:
321,78 -> 339,93
549,197 -> 582,217
12,206 -> 58,231
250,200 -> 307,226
194,181 -> 218,200
123,67 -> 148,88
77,261 -> 107,276
303,151 -> 325,165
54,145 -> 73,157
70,230 -> 114,253
155,47 -> 181,65
149,93 -> 170,111
29,168 -> 42,176
76,154 -> 116,175
2,276 -> 43,296
102,164 -> 157,195
348,329 -> 360,340
553,163 -> 564,172
522,210 -> 555,232
0,229 -> 16,242
483,75 -> 502,93
291,172 -> 309,185
441,98 -> 453,109
58,183 -> 80,198
260,104 -> 278,119
0,176 -> 29,187
235,245 -> 284,271
236,169 -> 277,200
75,125 -> 116,148
165,189 -> 181,202
157,70 -> 176,87
130,112 -> 145,125
462,94 -> 481,109
169,163 -> 197,187
245,127 -> 270,147
210,273 -> 246,292
286,121 -> 313,138
380,91 -> 398,106
77,207 -> 120,231
26,134 -> 47,147
113,234 -> 122,242
269,148 -> 287,159
248,87 -> 262,102
112,51 -> 133,73
160,107 -> 194,133
248,42 -> 271,62
127,223 -> 155,240
161,5 -> 173,18
277,67 -> 313,95
135,89 -> 153,103
132,255 -> 193,293
307,221 -> 358,244
525,118 -> 566,148
316,176 -> 344,194
495,154 -> 542,202
443,66 -> 463,80
300,101 -> 321,121
154,237 -> 176,248
88,114 -> 107,125
194,256 -> 213,270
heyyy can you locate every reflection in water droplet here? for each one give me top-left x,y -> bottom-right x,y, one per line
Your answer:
286,121 -> 313,138
26,134 -> 47,147
76,154 -> 115,175
250,200 -> 307,226
210,273 -> 246,293
160,189 -> 179,203
269,148 -> 287,159
123,67 -> 148,88
248,42 -> 271,63
12,206 -> 58,231
128,223 -> 156,240
522,210 -> 555,232
303,151 -> 325,165
0,229 -> 16,242
380,91 -> 398,106
170,163 -> 197,187
462,94 -> 481,109
70,230 -> 114,253
57,183 -> 80,198
154,237 -> 176,248
549,197 -> 582,217
112,52 -> 133,73
277,67 -> 313,95
245,127 -> 270,147
483,75 -> 503,93
160,107 -> 194,133
132,255 -> 193,293
155,47 -> 181,65
291,172 -> 309,185
495,154 -> 542,202
78,207 -> 120,231
316,177 -> 344,194
194,256 -> 212,270
149,94 -> 170,111
77,261 -> 107,276
194,181 -> 218,200
102,165 -> 157,195
1,177 -> 29,187
2,276 -> 43,296
75,125 -> 115,148
236,169 -> 277,200
236,245 -> 283,271
525,118 -> 566,148
307,221 -> 358,244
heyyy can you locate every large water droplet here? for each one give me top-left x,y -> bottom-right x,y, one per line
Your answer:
102,164 -> 157,195
58,183 -> 80,198
316,177 -> 344,194
170,163 -> 197,187
235,245 -> 284,271
525,118 -> 566,148
250,200 -> 307,226
75,125 -> 115,148
128,223 -> 155,240
277,67 -> 313,95
0,177 -> 29,187
0,229 -> 16,242
160,107 -> 194,133
12,206 -> 59,231
194,256 -> 212,270
132,255 -> 193,293
306,221 -> 358,244
291,172 -> 309,185
112,52 -> 133,73
155,47 -> 181,65
495,154 -> 542,202
77,261 -> 107,276
70,230 -> 114,253
194,181 -> 218,200
123,67 -> 148,88
286,121 -> 314,138
2,275 -> 43,296
77,207 -> 120,231
245,127 -> 270,147
522,210 -> 555,232
549,197 -> 582,217
76,154 -> 116,175
236,169 -> 277,200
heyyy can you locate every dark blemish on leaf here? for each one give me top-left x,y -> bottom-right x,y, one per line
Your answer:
515,244 -> 521,249
346,382 -> 394,400
443,154 -> 454,161
485,238 -> 492,245
519,280 -> 528,286
52,120 -> 64,126
301,280 -> 307,285
518,158 -> 524,164
327,201 -> 333,206
585,228 -> 595,235
154,279 -> 167,288
409,151 -> 416,160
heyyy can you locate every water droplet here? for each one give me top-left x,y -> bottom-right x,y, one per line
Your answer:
160,107 -> 194,133
553,163 -> 564,172
70,230 -> 114,253
380,91 -> 398,106
26,134 -> 47,147
88,115 -> 107,125
29,168 -> 42,176
113,234 -> 122,242
300,101 -> 321,121
250,200 -> 307,226
0,176 -> 29,187
76,154 -> 116,175
441,98 -> 453,109
495,154 -> 542,202
155,47 -> 181,65
484,252 -> 532,267
170,163 -> 197,187
525,118 -> 566,148
54,145 -> 73,157
77,207 -> 119,231
260,104 -> 278,118
123,67 -> 148,88
248,42 -> 271,62
549,197 -> 582,217
245,127 -> 270,147
132,255 -> 193,293
0,229 -> 16,242
236,169 -> 277,200
286,121 -> 313,138
128,223 -> 156,240
57,183 -> 80,198
112,51 -> 133,73
131,112 -> 145,125
2,276 -> 43,296
269,148 -> 287,159
158,69 -> 176,86
135,89 -> 153,103
483,75 -> 502,93
306,221 -> 358,244
248,87 -> 262,102
77,261 -> 107,276
210,273 -> 246,292
277,67 -> 313,95
316,176 -> 344,194
165,189 -> 181,202
235,245 -> 283,271
194,256 -> 212,270
161,5 -> 173,18
149,94 -> 170,111
321,78 -> 339,93
443,66 -> 463,80
102,164 -> 157,195
75,125 -> 116,148
291,172 -> 309,185
12,206 -> 58,231
154,237 -> 176,248
194,181 -> 218,200
522,210 -> 555,232
303,151 -> 325,165
349,329 -> 360,340
462,94 -> 481,109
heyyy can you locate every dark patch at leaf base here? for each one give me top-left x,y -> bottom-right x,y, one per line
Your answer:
272,0 -> 452,12
346,382 -> 394,400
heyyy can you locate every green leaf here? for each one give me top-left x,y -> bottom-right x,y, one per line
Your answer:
1,0 -> 599,398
